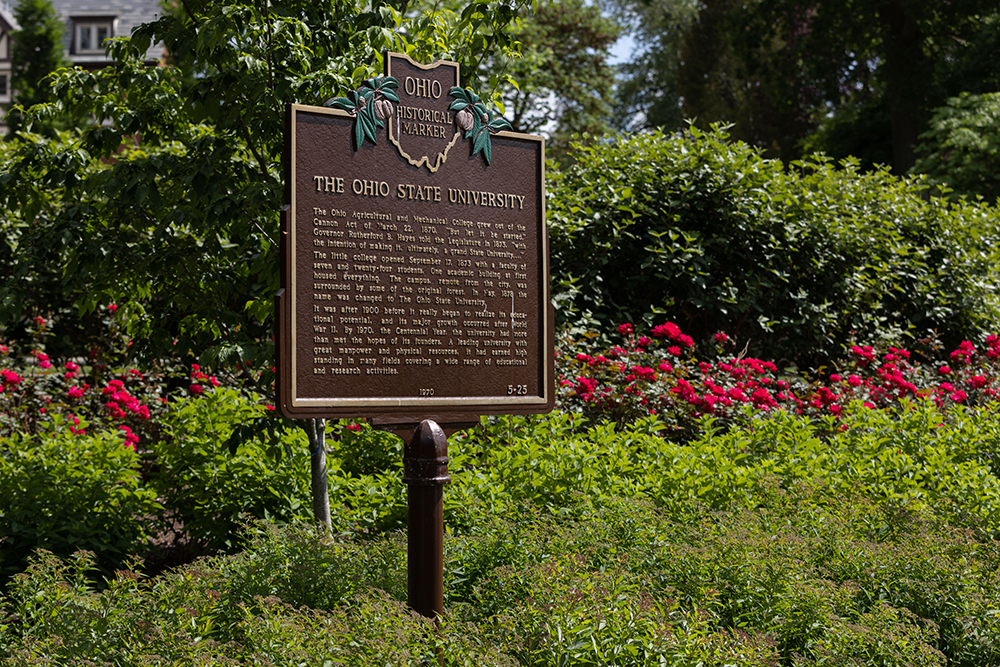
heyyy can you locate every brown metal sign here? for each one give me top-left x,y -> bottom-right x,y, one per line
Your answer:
276,52 -> 554,421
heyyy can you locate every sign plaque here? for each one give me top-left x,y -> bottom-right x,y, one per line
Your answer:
277,52 -> 554,421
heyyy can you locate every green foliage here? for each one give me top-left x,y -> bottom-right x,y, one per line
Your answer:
0,369 -> 414,582
547,125 -> 1000,367
0,543 -> 510,666
607,0 -> 1000,173
443,478 -> 1000,665
148,388 -> 312,555
0,428 -> 160,584
7,331 -> 1000,663
0,0 -> 529,372
489,0 -> 621,162
5,474 -> 1000,664
448,404 -> 1000,538
6,0 -> 69,134
330,421 -> 403,477
221,520 -> 408,609
912,92 -> 1000,203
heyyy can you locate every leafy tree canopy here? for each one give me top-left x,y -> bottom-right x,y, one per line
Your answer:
493,0 -> 621,162
0,0 -> 529,380
405,0 -> 621,163
607,0 -> 1000,175
911,92 -> 1000,204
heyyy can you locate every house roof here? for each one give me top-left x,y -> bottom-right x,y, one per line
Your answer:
5,0 -> 163,65
0,6 -> 19,34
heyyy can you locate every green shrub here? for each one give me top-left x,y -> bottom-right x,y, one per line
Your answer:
547,125 -> 1000,367
0,533 -> 512,666
219,520 -> 408,610
0,425 -> 160,584
329,420 -> 403,477
449,404 -> 1000,539
147,388 -> 313,555
6,390 -> 1000,663
3,490 -> 1000,665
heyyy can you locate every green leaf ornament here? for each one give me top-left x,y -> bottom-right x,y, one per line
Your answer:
325,76 -> 399,150
449,86 -> 511,165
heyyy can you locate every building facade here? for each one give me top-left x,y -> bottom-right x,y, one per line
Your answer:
1,0 -> 164,114
0,6 -> 17,107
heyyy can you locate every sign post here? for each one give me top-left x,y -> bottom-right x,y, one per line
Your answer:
277,53 -> 553,618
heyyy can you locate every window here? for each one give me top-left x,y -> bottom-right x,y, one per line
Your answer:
76,22 -> 113,53
0,74 -> 7,97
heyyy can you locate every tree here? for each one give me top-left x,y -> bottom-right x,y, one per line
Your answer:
754,0 -> 1000,174
608,0 -> 1000,173
402,0 -> 620,162
911,92 -> 1000,204
6,0 -> 68,134
0,0 -> 528,527
493,0 -> 620,161
2,0 -> 526,361
610,0 -> 695,134
609,0 -> 822,159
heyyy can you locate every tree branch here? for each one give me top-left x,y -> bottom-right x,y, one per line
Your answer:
236,114 -> 271,178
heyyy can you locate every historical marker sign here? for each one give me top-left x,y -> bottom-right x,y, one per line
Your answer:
277,52 -> 554,421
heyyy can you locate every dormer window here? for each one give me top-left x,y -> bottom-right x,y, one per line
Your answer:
75,19 -> 114,54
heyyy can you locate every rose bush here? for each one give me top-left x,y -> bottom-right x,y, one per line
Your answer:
557,320 -> 1000,436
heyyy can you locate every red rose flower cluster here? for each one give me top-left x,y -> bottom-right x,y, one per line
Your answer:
558,321 -> 1000,435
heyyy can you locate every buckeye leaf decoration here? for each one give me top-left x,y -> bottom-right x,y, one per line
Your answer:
326,76 -> 399,150
449,86 -> 511,165
362,76 -> 399,104
355,91 -> 379,149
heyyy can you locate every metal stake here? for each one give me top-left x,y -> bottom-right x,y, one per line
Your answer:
402,419 -> 450,618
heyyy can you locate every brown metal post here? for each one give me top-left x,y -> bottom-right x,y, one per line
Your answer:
403,419 -> 450,619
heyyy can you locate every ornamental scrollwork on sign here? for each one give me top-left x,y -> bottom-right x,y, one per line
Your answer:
326,76 -> 511,166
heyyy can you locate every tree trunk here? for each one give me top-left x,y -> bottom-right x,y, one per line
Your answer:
305,418 -> 331,530
887,101 -> 920,175
877,0 -> 926,175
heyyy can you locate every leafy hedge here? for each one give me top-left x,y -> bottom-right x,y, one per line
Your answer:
149,387 -> 313,556
444,403 -> 1000,537
0,382 -> 314,585
547,125 -> 1000,367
